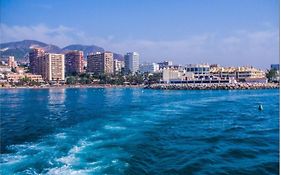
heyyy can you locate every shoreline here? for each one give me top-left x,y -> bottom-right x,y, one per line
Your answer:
0,84 -> 145,90
145,83 -> 279,90
0,83 -> 279,90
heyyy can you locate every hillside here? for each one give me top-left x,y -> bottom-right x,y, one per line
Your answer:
0,40 -> 124,62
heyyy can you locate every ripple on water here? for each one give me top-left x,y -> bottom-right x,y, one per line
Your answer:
0,88 -> 279,174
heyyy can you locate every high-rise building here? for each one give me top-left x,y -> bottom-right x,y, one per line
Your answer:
41,53 -> 65,82
87,52 -> 114,74
65,50 -> 84,75
7,56 -> 17,68
113,59 -> 124,74
124,52 -> 140,74
29,48 -> 45,74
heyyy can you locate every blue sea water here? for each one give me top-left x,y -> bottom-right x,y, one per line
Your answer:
0,88 -> 279,174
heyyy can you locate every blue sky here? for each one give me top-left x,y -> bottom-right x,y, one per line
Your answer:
1,0 -> 279,69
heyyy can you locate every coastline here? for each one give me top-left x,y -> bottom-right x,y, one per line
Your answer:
1,83 -> 279,90
145,83 -> 280,90
0,84 -> 145,90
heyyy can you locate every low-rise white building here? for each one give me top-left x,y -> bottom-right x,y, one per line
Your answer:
0,65 -> 11,73
185,64 -> 210,79
162,69 -> 194,83
6,73 -> 44,83
210,66 -> 266,82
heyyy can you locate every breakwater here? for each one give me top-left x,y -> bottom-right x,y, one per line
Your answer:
146,83 -> 279,90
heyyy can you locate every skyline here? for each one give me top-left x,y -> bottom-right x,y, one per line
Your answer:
0,0 -> 279,69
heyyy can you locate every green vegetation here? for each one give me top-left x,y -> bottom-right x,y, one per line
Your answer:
266,69 -> 279,82
14,77 -> 42,86
65,72 -> 162,85
145,72 -> 162,85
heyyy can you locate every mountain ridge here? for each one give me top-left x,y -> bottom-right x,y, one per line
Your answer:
0,40 -> 124,61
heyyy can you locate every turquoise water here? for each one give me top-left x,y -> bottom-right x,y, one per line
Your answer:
0,88 -> 279,174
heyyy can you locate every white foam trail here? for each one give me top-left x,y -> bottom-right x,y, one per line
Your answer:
55,133 -> 67,139
0,154 -> 27,164
1,119 -> 133,174
56,139 -> 89,165
104,125 -> 126,130
57,154 -> 76,165
47,165 -> 92,175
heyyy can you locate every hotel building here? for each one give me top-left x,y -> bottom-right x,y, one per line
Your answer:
41,53 -> 65,82
124,52 -> 140,74
87,52 -> 114,74
29,48 -> 45,74
6,73 -> 43,83
210,66 -> 266,82
65,50 -> 84,75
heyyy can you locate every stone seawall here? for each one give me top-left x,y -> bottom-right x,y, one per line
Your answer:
145,83 -> 279,90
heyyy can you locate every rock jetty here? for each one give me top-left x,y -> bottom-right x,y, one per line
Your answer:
145,83 -> 279,90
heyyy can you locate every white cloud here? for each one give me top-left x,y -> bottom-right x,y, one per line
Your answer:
0,23 -> 79,46
101,30 -> 278,69
0,23 -> 278,69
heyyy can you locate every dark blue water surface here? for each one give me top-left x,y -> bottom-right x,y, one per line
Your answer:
0,88 -> 279,174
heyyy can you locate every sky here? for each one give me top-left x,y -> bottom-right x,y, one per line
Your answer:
0,0 -> 279,69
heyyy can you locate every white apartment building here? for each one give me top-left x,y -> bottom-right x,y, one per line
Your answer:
124,52 -> 140,74
42,53 -> 65,82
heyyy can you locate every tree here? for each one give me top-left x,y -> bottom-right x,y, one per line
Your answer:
125,73 -> 144,85
148,73 -> 162,84
29,80 -> 41,86
79,77 -> 90,84
266,69 -> 278,82
66,76 -> 76,84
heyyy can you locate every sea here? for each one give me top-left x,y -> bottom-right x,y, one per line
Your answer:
0,88 -> 279,174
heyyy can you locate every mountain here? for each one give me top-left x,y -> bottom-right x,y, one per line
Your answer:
0,40 -> 124,62
0,40 -> 47,61
62,45 -> 124,61
113,53 -> 124,61
62,44 -> 104,56
0,40 -> 61,62
0,40 -> 48,49
41,44 -> 62,54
